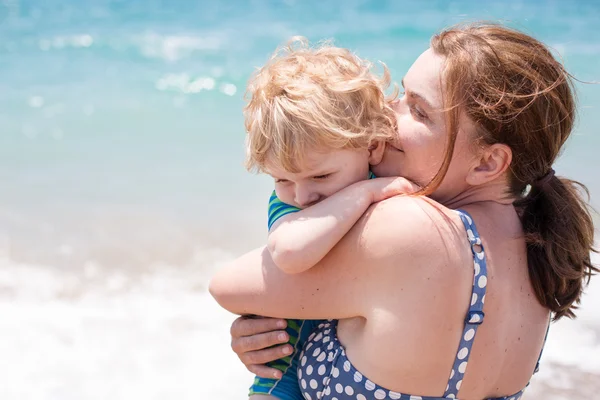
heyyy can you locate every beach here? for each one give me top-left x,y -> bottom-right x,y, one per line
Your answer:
1,0 -> 599,398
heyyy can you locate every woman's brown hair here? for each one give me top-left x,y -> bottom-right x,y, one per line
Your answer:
424,22 -> 597,319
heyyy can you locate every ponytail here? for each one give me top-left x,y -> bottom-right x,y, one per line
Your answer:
515,175 -> 598,320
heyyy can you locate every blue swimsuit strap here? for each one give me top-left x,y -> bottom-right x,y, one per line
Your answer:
443,210 -> 551,399
443,209 -> 489,398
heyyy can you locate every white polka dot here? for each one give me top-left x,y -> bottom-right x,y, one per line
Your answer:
357,395 -> 367,400
323,336 -> 331,343
317,352 -> 326,362
474,261 -> 481,276
471,293 -> 478,306
478,275 -> 487,288
469,313 -> 481,324
482,295 -> 486,304
458,347 -> 469,360
322,376 -> 329,385
324,386 -> 331,396
314,332 -> 324,342
343,360 -> 351,372
310,379 -> 318,389
389,391 -> 401,399
365,380 -> 376,391
332,367 -> 340,378
324,329 -> 331,334
304,394 -> 311,400
448,394 -> 456,399
313,347 -> 321,357
456,380 -> 462,390
328,351 -> 335,361
464,328 -> 475,341
301,379 -> 307,389
308,332 -> 316,341
353,371 -> 363,382
328,342 -> 335,350
446,384 -> 449,391
335,383 -> 343,393
301,356 -> 307,366
410,396 -> 423,400
450,369 -> 455,379
467,229 -> 475,241
306,365 -> 313,375
477,251 -> 485,260
344,385 -> 354,395
305,342 -> 313,351
465,214 -> 473,225
318,364 -> 326,375
374,389 -> 386,399
459,361 -> 468,373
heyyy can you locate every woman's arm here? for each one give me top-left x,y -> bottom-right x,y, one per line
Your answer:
209,195 -> 434,320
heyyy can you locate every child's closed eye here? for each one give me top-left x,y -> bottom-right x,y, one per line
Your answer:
312,174 -> 331,180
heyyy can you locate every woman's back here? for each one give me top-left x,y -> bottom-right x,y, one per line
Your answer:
334,197 -> 549,398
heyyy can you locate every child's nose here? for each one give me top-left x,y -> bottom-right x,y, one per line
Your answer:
295,188 -> 320,208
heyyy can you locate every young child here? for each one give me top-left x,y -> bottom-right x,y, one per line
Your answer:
243,37 -> 415,400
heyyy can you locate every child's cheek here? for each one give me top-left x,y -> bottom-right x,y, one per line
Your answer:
275,184 -> 298,207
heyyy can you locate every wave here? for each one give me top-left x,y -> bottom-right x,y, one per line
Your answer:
1,253 -> 599,399
154,73 -> 237,95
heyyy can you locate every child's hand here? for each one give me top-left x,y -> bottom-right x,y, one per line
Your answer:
367,177 -> 420,203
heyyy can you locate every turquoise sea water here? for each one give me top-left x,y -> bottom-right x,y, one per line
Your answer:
1,0 -> 599,266
0,1 -> 599,399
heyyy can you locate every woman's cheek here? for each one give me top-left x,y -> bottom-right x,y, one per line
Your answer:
371,151 -> 403,177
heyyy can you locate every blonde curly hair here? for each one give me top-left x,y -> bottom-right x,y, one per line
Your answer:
244,37 -> 398,173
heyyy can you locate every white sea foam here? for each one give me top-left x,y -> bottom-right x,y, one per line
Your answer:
0,253 -> 253,399
219,83 -> 237,96
38,35 -> 94,51
155,74 -> 216,94
1,251 -> 598,399
136,33 -> 222,62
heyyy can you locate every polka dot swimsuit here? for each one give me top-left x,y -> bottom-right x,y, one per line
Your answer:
297,210 -> 548,400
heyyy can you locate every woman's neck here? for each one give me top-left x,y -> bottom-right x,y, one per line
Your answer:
441,180 -> 516,210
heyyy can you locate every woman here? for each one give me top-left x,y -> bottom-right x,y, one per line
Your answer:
210,23 -> 597,399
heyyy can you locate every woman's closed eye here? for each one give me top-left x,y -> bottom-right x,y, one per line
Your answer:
274,178 -> 290,184
409,104 -> 428,121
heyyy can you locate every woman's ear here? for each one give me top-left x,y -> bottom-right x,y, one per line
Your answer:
467,143 -> 512,185
368,141 -> 386,166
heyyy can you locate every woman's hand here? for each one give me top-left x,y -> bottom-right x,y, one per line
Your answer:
230,316 -> 294,378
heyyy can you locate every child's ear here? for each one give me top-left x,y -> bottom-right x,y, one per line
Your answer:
368,141 -> 386,166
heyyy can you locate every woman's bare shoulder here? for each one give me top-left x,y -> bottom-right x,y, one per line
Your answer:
337,195 -> 467,276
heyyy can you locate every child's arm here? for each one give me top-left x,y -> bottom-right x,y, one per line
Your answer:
268,177 -> 418,274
